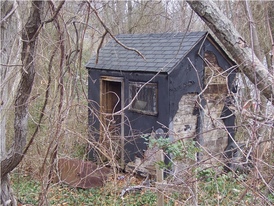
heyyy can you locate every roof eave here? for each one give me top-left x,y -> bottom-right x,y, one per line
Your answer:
206,32 -> 237,66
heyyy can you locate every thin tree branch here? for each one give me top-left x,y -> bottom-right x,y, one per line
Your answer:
96,31 -> 107,64
44,0 -> 66,24
0,0 -> 18,24
88,1 -> 146,60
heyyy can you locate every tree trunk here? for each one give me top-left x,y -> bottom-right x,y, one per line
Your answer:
1,1 -> 21,205
127,0 -> 133,33
265,2 -> 274,74
186,0 -> 274,105
1,1 -> 43,205
244,0 -> 263,62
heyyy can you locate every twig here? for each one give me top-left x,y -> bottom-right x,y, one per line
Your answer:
44,1 -> 66,24
0,64 -> 23,67
96,31 -> 107,64
0,0 -> 18,24
120,185 -> 146,198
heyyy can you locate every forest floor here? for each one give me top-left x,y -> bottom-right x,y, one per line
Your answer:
12,172 -> 159,206
11,170 -> 274,206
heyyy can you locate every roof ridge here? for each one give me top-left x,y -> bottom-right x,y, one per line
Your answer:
116,31 -> 207,38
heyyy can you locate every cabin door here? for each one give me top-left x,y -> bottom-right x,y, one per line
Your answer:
100,77 -> 124,166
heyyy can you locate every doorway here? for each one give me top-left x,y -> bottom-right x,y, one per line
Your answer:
100,76 -> 124,167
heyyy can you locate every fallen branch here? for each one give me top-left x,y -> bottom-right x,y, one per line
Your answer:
120,185 -> 146,198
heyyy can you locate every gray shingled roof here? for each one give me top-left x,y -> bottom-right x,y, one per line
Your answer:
86,31 -> 207,73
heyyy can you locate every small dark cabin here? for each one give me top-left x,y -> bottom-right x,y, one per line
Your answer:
86,32 -> 237,167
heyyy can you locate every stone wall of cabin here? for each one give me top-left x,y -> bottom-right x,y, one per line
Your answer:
171,51 -> 229,178
171,93 -> 198,178
201,51 -> 228,168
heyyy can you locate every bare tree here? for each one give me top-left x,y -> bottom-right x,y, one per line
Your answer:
1,1 -> 43,205
1,1 -> 22,205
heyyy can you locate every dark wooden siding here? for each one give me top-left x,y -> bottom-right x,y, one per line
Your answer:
169,41 -> 205,120
88,69 -> 169,162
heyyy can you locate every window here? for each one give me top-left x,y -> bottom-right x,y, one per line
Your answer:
129,82 -> 158,115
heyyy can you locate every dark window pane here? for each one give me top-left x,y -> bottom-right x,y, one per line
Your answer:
129,82 -> 157,115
